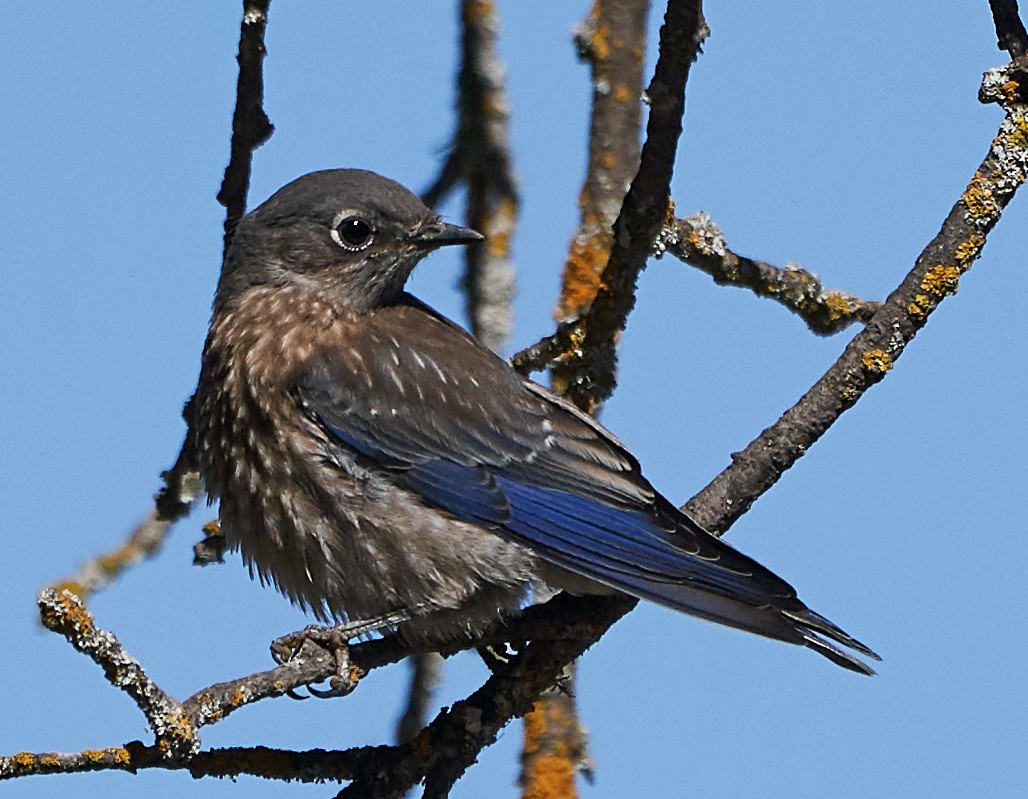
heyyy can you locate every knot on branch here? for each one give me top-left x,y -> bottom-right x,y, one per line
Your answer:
980,57 -> 1028,106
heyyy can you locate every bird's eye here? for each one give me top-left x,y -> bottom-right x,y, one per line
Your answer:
332,214 -> 375,251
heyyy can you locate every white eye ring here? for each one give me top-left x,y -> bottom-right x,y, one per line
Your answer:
331,209 -> 375,251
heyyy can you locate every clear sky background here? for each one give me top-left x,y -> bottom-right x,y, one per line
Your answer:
2,3 -> 1025,798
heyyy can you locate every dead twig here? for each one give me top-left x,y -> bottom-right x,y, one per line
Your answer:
657,212 -> 881,334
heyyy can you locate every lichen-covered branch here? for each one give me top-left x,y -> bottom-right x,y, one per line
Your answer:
422,0 -> 519,354
519,663 -> 593,799
36,590 -> 197,759
553,0 -> 648,325
683,61 -> 1028,535
553,0 -> 708,412
337,594 -> 635,799
525,3 -> 648,795
510,320 -> 584,375
2,586 -> 629,789
657,212 -> 881,334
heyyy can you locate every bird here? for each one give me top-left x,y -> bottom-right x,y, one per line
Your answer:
194,168 -> 879,675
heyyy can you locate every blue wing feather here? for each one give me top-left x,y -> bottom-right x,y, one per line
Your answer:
295,298 -> 879,673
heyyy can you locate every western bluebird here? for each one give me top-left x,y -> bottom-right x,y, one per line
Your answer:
195,169 -> 878,674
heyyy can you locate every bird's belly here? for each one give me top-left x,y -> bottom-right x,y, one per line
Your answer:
220,447 -> 540,644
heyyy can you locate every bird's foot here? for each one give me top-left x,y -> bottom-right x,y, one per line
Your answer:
271,610 -> 411,699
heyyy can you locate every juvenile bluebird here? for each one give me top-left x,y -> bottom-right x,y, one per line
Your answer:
195,169 -> 879,675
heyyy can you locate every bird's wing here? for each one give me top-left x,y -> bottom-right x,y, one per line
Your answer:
297,297 -> 878,673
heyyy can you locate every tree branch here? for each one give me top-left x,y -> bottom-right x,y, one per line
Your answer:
553,0 -> 648,325
36,590 -> 197,759
552,0 -> 708,412
990,0 -> 1028,58
657,211 -> 881,334
524,3 -> 649,795
683,60 -> 1028,535
423,0 -> 519,354
216,0 -> 274,258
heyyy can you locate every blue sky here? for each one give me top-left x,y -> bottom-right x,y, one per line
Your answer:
2,3 -> 1025,798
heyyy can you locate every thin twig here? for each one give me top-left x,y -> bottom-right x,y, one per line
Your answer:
657,212 -> 881,334
217,0 -> 274,257
510,320 -> 584,375
552,0 -> 708,412
2,590 -> 627,785
423,0 -> 519,354
48,403 -> 202,602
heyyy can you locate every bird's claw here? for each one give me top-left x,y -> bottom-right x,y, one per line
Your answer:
270,611 -> 412,699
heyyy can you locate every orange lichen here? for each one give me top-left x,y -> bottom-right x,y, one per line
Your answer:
907,293 -> 932,321
954,233 -> 985,267
486,196 -> 516,259
613,83 -> 631,102
556,232 -> 610,321
861,349 -> 893,375
48,580 -> 86,598
963,174 -> 997,220
591,23 -> 611,61
921,265 -> 961,297
13,752 -> 36,767
521,701 -> 578,799
822,291 -> 854,322
39,589 -> 96,635
1001,79 -> 1020,101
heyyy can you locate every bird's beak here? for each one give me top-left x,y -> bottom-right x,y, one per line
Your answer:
414,222 -> 485,248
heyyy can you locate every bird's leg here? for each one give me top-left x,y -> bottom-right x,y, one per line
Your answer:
270,609 -> 412,698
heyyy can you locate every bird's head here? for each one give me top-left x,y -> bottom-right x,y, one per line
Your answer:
216,169 -> 483,312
